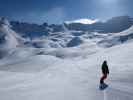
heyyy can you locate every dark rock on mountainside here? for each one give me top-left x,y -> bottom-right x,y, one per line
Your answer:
10,21 -> 50,38
67,37 -> 83,47
10,21 -> 64,39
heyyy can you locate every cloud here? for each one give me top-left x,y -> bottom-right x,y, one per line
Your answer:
65,19 -> 99,24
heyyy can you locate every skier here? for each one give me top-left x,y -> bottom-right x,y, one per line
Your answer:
100,60 -> 109,84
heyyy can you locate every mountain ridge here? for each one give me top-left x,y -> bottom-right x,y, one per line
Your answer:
10,16 -> 133,35
0,16 -> 133,59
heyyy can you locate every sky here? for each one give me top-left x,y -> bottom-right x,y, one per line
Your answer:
0,0 -> 133,24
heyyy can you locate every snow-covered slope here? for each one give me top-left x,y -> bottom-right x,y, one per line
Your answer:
98,25 -> 133,47
0,17 -> 20,49
115,25 -> 133,36
0,17 -> 133,100
0,17 -> 20,58
0,39 -> 133,100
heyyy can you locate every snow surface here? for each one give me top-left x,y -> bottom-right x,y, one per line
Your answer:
0,17 -> 22,49
0,40 -> 133,100
0,18 -> 133,100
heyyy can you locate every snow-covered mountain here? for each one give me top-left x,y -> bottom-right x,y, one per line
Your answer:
1,16 -> 133,100
65,16 -> 133,33
10,16 -> 133,37
0,17 -> 19,49
0,16 -> 133,59
0,17 -> 24,58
